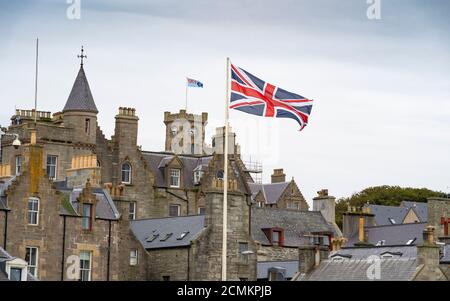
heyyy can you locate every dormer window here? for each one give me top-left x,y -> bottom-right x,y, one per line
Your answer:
170,169 -> 181,188
121,162 -> 132,184
193,169 -> 203,185
263,228 -> 284,246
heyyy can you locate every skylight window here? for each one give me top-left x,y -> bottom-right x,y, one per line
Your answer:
177,231 -> 190,240
406,238 -> 416,245
146,234 -> 159,242
388,218 -> 396,224
160,233 -> 173,242
375,240 -> 386,246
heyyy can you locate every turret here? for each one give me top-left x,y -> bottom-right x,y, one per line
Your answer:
62,47 -> 98,145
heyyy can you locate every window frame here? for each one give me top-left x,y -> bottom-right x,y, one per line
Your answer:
198,207 -> 206,215
129,249 -> 138,266
25,246 -> 39,277
46,155 -> 58,180
27,198 -> 39,226
85,118 -> 90,134
79,251 -> 92,281
81,203 -> 93,231
15,155 -> 22,175
121,162 -> 132,184
168,204 -> 181,217
129,202 -> 137,220
169,168 -> 181,188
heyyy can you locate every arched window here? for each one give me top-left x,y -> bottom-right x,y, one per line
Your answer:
121,162 -> 132,184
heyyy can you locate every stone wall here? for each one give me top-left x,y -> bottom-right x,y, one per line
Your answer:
257,245 -> 298,261
146,248 -> 189,281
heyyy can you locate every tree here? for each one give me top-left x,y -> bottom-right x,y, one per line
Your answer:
335,186 -> 447,228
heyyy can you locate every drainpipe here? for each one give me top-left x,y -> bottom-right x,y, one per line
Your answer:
187,247 -> 190,281
107,220 -> 112,281
61,215 -> 67,281
3,210 -> 8,250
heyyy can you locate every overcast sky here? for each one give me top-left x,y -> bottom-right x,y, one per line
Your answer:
1,0 -> 449,204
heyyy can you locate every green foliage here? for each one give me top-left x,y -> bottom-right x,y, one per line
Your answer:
335,185 -> 446,228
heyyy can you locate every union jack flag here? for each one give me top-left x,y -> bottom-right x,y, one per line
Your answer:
230,63 -> 313,130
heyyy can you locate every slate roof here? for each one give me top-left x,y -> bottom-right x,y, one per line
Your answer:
251,207 -> 334,247
142,152 -> 212,189
0,197 -> 7,210
257,260 -> 299,280
63,66 -> 98,113
331,245 -> 418,260
366,204 -> 409,225
130,215 -> 206,249
401,201 -> 427,222
346,222 -> 426,247
55,181 -> 120,220
441,245 -> 450,263
297,258 -> 419,281
248,182 -> 290,204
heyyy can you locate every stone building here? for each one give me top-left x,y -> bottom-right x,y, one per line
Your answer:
0,51 -> 356,281
248,169 -> 309,210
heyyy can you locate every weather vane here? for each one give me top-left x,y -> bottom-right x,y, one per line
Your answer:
78,46 -> 87,66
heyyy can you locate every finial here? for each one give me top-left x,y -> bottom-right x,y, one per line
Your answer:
77,46 -> 87,67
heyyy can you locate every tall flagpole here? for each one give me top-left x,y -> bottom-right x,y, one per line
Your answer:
185,79 -> 188,110
222,57 -> 230,281
34,38 -> 39,125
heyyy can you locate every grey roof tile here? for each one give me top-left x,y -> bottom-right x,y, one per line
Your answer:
257,260 -> 299,279
142,152 -> 212,189
331,245 -> 418,259
298,258 -> 419,281
401,201 -> 428,222
248,182 -> 290,204
130,215 -> 206,249
63,66 -> 98,113
346,222 -> 426,247
251,207 -> 334,247
366,204 -> 409,225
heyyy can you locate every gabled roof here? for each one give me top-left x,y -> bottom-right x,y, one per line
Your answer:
142,151 -> 212,189
251,207 -> 334,247
346,222 -> 427,247
63,66 -> 98,113
130,215 -> 206,249
248,182 -> 290,204
365,204 -> 410,225
401,201 -> 427,222
55,181 -> 120,220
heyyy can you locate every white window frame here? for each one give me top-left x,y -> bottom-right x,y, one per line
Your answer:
28,198 -> 39,226
79,251 -> 92,281
169,169 -> 181,188
129,202 -> 137,220
130,249 -> 138,266
15,155 -> 22,175
169,204 -> 181,217
121,162 -> 132,184
46,155 -> 58,180
25,246 -> 39,277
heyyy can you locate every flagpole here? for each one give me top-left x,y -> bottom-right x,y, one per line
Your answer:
221,57 -> 230,281
185,79 -> 188,111
34,38 -> 39,125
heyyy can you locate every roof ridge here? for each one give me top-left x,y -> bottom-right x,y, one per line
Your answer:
131,214 -> 205,222
365,222 -> 427,229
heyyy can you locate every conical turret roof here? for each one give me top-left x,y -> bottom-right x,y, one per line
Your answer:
63,66 -> 98,113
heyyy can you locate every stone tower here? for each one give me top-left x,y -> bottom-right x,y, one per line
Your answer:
163,110 -> 208,155
62,59 -> 98,145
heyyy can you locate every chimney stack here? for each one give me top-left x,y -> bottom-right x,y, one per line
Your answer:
342,206 -> 375,244
271,169 -> 286,183
313,189 -> 336,224
415,226 -> 446,280
298,245 -> 329,274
